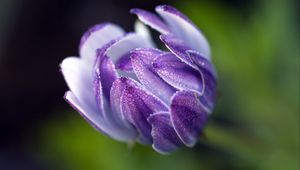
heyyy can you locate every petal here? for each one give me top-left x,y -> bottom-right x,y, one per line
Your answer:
64,91 -> 107,134
187,50 -> 217,110
160,34 -> 197,69
95,56 -> 118,100
156,5 -> 211,58
153,52 -> 204,93
93,39 -> 119,105
134,21 -> 156,47
120,78 -> 168,144
186,50 -> 217,78
147,112 -> 183,154
153,51 -> 217,111
106,33 -> 154,66
160,35 -> 216,75
131,48 -> 164,64
93,42 -> 138,141
94,72 -> 138,141
115,53 -> 132,71
79,23 -> 125,64
64,91 -> 136,141
61,57 -> 137,141
60,57 -> 97,112
187,51 -> 217,111
171,91 -> 209,147
110,77 -> 137,120
198,76 -> 217,112
130,8 -> 170,34
130,48 -> 176,104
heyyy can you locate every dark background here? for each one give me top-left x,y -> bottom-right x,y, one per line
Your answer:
0,0 -> 299,170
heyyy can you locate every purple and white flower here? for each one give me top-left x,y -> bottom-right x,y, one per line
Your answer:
60,5 -> 217,154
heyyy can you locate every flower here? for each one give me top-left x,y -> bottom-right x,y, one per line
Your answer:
60,5 -> 217,154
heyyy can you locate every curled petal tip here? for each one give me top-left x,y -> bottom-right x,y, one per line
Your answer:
79,22 -> 108,48
130,8 -> 140,14
148,112 -> 183,154
131,7 -> 170,34
171,91 -> 209,147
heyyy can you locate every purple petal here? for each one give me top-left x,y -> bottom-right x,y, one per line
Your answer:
115,53 -> 132,71
106,33 -> 154,66
159,36 -> 218,105
147,112 -> 183,154
110,77 -> 137,120
79,23 -> 125,64
153,51 -> 217,111
93,42 -> 138,141
160,35 -> 216,74
198,79 -> 217,112
130,8 -> 170,34
186,50 -> 217,78
115,47 -> 162,72
187,51 -> 217,111
171,91 -> 209,147
95,56 -> 118,101
120,77 -> 168,144
130,48 -> 176,104
153,52 -> 204,93
160,34 -> 197,69
156,5 -> 211,58
131,48 -> 164,64
93,39 -> 119,102
197,74 -> 217,112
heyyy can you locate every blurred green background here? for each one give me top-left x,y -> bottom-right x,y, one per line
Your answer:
0,0 -> 299,169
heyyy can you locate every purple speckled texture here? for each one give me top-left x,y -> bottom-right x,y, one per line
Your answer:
148,112 -> 183,154
131,49 -> 176,104
153,52 -> 204,93
121,78 -> 168,144
96,56 -> 118,100
93,39 -> 119,107
171,91 -> 209,147
115,53 -> 132,71
61,4 -> 217,154
160,34 -> 196,66
110,77 -> 136,118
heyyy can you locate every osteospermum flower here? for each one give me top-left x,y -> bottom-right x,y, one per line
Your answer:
61,5 -> 217,154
